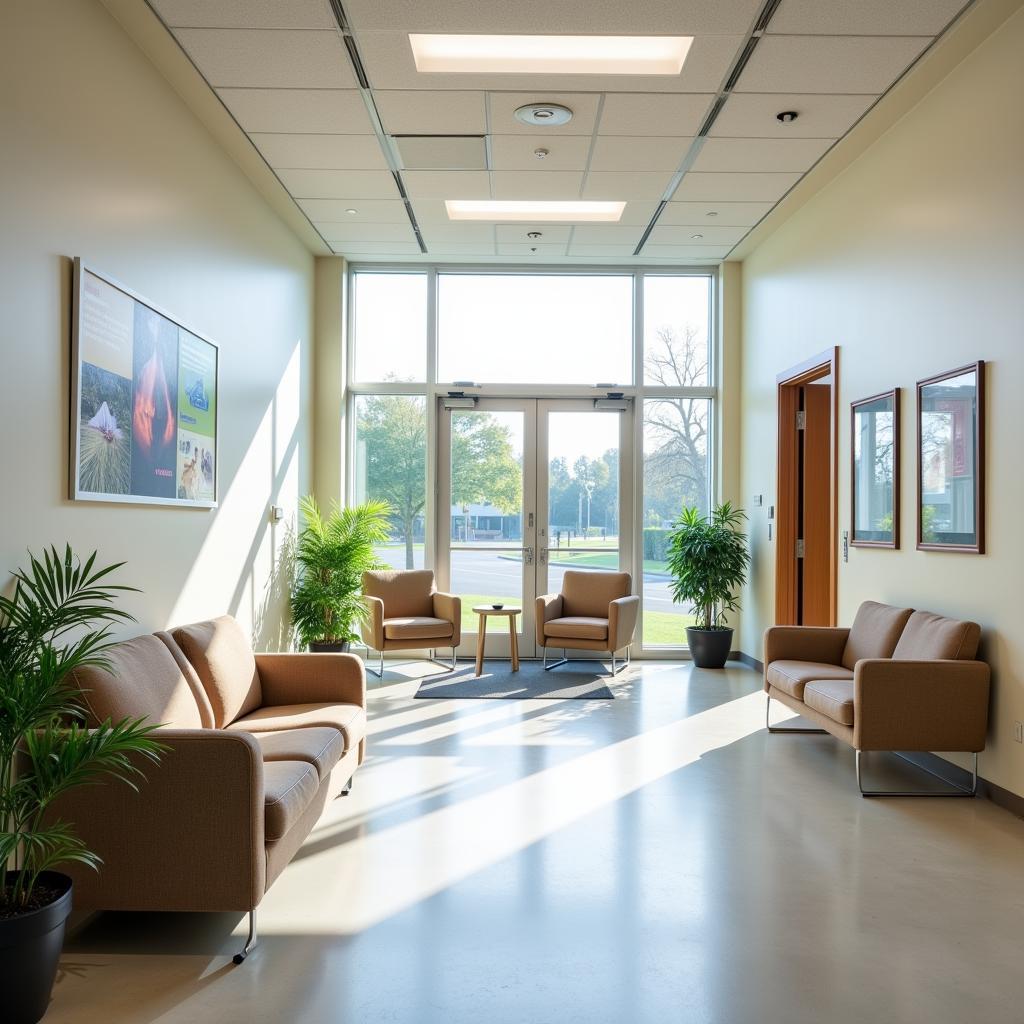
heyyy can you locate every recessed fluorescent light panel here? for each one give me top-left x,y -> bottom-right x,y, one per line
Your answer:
409,34 -> 693,75
445,201 -> 626,222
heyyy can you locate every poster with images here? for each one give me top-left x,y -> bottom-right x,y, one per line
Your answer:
72,261 -> 218,507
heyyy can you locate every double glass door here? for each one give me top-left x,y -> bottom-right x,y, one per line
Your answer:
436,398 -> 632,659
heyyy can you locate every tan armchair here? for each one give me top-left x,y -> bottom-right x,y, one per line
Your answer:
360,569 -> 462,676
536,570 -> 639,676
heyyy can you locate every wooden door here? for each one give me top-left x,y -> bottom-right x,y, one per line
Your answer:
800,382 -> 832,625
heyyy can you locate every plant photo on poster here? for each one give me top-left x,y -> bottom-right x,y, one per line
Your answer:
71,259 -> 219,507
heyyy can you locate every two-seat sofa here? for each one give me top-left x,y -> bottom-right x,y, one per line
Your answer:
51,614 -> 366,962
764,601 -> 990,796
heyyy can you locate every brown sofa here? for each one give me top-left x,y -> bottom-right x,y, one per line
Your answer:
52,615 -> 366,963
764,601 -> 990,796
536,570 -> 640,675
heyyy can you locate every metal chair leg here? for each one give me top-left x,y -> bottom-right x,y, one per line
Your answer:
233,909 -> 257,965
365,648 -> 384,678
856,750 -> 978,797
428,646 -> 457,673
765,694 -> 828,734
542,645 -> 567,671
341,774 -> 354,796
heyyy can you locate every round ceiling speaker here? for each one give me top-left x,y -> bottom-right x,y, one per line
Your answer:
514,103 -> 573,127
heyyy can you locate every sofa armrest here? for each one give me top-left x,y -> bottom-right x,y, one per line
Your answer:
360,594 -> 385,650
608,595 -> 640,651
47,729 -> 264,912
764,626 -> 850,670
256,652 -> 366,709
432,591 -> 462,647
854,659 -> 990,752
535,593 -> 564,644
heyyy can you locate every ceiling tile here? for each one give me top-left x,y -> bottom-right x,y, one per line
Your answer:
490,171 -> 584,200
403,170 -> 491,199
496,225 -> 572,243
711,93 -> 876,138
589,136 -> 693,172
571,225 -> 646,245
490,135 -> 591,171
395,136 -> 487,170
219,89 -> 372,134
353,31 -> 743,93
277,169 -> 399,199
598,94 -> 715,136
299,198 -> 409,223
497,242 -> 569,255
174,29 -> 354,88
642,243 -> 731,259
566,243 -> 639,257
251,133 -> 388,170
417,223 -> 496,243
333,242 -> 423,255
616,201 -> 659,225
488,93 -> 600,136
344,0 -> 762,34
768,0 -> 966,36
692,137 -> 833,173
152,0 -> 337,28
581,171 -> 673,201
648,224 -> 749,246
660,201 -> 773,226
671,171 -> 800,202
316,223 -> 417,243
426,242 -> 498,255
736,35 -> 931,94
374,90 -> 487,134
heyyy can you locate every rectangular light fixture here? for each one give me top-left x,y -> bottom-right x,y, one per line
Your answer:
409,34 -> 693,76
445,200 -> 626,223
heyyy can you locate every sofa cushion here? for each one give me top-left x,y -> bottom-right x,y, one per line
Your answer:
561,570 -> 631,619
172,615 -> 262,728
803,679 -> 855,727
384,616 -> 454,640
263,760 -> 319,842
362,570 -> 436,618
228,702 -> 367,754
71,634 -> 205,729
841,601 -> 914,670
545,616 -> 609,641
892,610 -> 981,661
251,728 -> 344,782
767,660 -> 853,701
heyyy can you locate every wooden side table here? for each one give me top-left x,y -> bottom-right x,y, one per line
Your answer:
472,605 -> 521,677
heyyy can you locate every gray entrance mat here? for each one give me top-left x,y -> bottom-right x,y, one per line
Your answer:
414,661 -> 616,700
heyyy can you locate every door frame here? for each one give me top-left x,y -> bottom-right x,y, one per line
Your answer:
775,347 -> 839,627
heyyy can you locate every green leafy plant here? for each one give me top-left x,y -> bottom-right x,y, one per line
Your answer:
291,497 -> 393,648
666,502 -> 751,631
0,546 -> 164,911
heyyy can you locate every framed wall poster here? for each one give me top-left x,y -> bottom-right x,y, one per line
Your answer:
70,259 -> 219,508
916,361 -> 984,553
850,389 -> 900,548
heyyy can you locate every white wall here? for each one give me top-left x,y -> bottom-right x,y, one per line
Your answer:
738,8 -> 1024,793
0,0 -> 314,648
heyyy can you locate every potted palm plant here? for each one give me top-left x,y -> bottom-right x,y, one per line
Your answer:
666,502 -> 751,669
0,546 -> 164,1024
291,496 -> 393,652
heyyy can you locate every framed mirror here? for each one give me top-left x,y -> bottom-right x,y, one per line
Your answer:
851,389 -> 899,548
917,361 -> 985,553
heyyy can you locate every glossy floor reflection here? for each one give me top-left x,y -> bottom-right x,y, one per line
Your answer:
52,660 -> 1024,1023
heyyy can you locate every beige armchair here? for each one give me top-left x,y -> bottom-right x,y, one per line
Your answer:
536,570 -> 639,676
361,569 -> 462,676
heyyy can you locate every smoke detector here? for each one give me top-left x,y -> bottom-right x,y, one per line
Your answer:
514,103 -> 573,127
776,110 -> 799,123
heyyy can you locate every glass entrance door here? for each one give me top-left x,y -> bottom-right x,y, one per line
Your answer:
437,398 -> 632,661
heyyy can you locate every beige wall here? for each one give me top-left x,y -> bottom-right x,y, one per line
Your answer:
738,8 -> 1024,792
0,0 -> 314,648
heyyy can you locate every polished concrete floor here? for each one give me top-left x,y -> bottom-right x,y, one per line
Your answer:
51,660 -> 1024,1023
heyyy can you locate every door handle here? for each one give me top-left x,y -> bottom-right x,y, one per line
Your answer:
539,547 -> 547,565
524,546 -> 534,565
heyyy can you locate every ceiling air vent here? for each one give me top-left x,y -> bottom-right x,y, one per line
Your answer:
393,135 -> 487,170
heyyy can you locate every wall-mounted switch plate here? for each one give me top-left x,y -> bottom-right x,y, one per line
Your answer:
269,505 -> 284,524
753,494 -> 763,507
1014,721 -> 1023,744
842,530 -> 849,563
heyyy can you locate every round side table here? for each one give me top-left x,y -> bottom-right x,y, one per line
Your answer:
472,605 -> 522,677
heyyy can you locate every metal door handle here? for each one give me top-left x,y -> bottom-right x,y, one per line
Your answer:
539,547 -> 547,565
524,546 -> 534,565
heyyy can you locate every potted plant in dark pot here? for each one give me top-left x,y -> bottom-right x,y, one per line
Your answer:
291,496 -> 393,652
0,546 -> 164,1024
666,502 -> 751,669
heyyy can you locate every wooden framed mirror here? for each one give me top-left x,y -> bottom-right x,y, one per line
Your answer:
917,361 -> 985,553
851,389 -> 899,548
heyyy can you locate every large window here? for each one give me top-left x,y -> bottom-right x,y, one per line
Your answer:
353,273 -> 427,383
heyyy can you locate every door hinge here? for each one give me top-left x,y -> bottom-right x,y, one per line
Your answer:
796,411 -> 806,430
796,539 -> 805,558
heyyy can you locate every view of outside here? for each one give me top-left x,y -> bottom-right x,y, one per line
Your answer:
353,273 -> 426,382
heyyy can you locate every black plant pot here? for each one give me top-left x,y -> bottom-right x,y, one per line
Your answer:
686,627 -> 733,669
0,871 -> 73,1024
308,640 -> 351,653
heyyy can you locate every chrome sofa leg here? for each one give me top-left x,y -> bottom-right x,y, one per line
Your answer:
765,694 -> 828,734
543,645 -> 568,671
233,909 -> 257,965
856,750 -> 978,798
